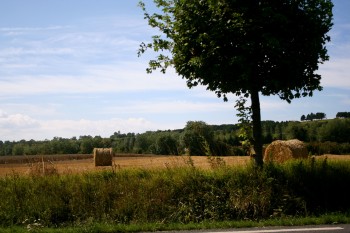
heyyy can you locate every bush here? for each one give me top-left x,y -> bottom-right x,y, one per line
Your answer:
319,119 -> 350,143
307,142 -> 350,155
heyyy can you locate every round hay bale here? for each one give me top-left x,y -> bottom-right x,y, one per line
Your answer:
264,139 -> 308,163
93,148 -> 113,166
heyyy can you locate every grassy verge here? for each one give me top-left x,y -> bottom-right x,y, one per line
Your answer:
0,157 -> 350,231
2,213 -> 350,233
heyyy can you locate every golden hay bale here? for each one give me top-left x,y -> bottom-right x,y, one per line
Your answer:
93,148 -> 113,166
264,139 -> 308,163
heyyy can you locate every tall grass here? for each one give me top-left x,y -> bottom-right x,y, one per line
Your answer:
0,158 -> 350,228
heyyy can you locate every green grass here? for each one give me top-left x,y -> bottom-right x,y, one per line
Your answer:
0,158 -> 350,232
2,213 -> 350,233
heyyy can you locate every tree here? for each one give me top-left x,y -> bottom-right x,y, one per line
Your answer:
181,121 -> 214,156
134,133 -> 152,153
307,113 -> 314,121
285,122 -> 308,141
319,119 -> 350,143
138,0 -> 333,166
336,112 -> 350,118
304,112 -> 326,121
315,112 -> 326,120
154,134 -> 179,155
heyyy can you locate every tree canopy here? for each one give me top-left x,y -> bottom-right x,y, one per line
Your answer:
301,112 -> 326,121
138,0 -> 333,166
336,112 -> 350,118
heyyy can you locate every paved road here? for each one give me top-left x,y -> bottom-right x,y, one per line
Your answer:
202,225 -> 349,233
152,225 -> 350,233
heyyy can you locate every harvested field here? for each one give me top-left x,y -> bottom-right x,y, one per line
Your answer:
0,154 -> 349,177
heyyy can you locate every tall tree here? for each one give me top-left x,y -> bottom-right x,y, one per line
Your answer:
182,121 -> 214,156
138,0 -> 333,166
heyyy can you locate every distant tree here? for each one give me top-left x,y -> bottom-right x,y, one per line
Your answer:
12,143 -> 24,156
154,134 -> 178,155
306,113 -> 315,121
262,132 -> 273,144
336,112 -> 350,118
285,122 -> 308,141
182,121 -> 214,156
319,119 -> 350,143
138,0 -> 333,166
301,115 -> 306,121
79,136 -> 95,154
134,133 -> 152,154
227,135 -> 240,147
315,112 -> 326,120
304,112 -> 326,121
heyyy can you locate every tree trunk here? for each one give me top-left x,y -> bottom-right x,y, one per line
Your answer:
250,90 -> 263,167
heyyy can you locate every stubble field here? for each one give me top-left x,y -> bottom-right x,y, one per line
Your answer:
0,154 -> 349,177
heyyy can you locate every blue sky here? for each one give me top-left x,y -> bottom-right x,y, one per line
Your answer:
0,0 -> 349,141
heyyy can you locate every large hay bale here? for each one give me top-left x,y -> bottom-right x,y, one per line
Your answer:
93,148 -> 113,166
264,139 -> 308,163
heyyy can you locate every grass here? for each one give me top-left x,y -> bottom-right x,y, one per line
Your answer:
1,213 -> 350,233
0,156 -> 350,232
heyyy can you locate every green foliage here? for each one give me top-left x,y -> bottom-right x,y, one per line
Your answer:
110,132 -> 136,153
336,112 -> 350,118
139,0 -> 333,100
283,158 -> 350,213
319,118 -> 350,143
285,122 -> 309,141
301,112 -> 326,121
235,97 -> 253,155
182,121 -> 214,156
307,142 -> 350,155
153,134 -> 179,155
1,160 -> 350,228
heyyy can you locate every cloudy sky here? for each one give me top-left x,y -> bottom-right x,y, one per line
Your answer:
0,0 -> 349,141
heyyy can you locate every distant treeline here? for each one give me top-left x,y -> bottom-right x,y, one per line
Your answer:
336,112 -> 350,118
300,111 -> 350,121
1,118 -> 350,156
300,112 -> 326,121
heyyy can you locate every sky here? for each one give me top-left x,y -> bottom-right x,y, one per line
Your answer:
0,0 -> 349,141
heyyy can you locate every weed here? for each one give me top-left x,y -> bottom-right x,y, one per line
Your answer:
207,155 -> 226,169
28,157 -> 58,177
0,160 -> 350,227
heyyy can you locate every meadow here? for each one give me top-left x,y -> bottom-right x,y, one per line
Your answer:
0,154 -> 350,232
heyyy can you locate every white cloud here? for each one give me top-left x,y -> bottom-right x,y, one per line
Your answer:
0,26 -> 71,36
0,63 -> 187,96
319,58 -> 350,89
104,100 -> 233,115
260,99 -> 289,110
0,113 -> 162,141
0,26 -> 70,32
0,47 -> 74,56
0,111 -> 39,129
40,118 -> 155,137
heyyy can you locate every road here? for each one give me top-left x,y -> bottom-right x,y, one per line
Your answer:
205,225 -> 349,233
151,225 -> 350,233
